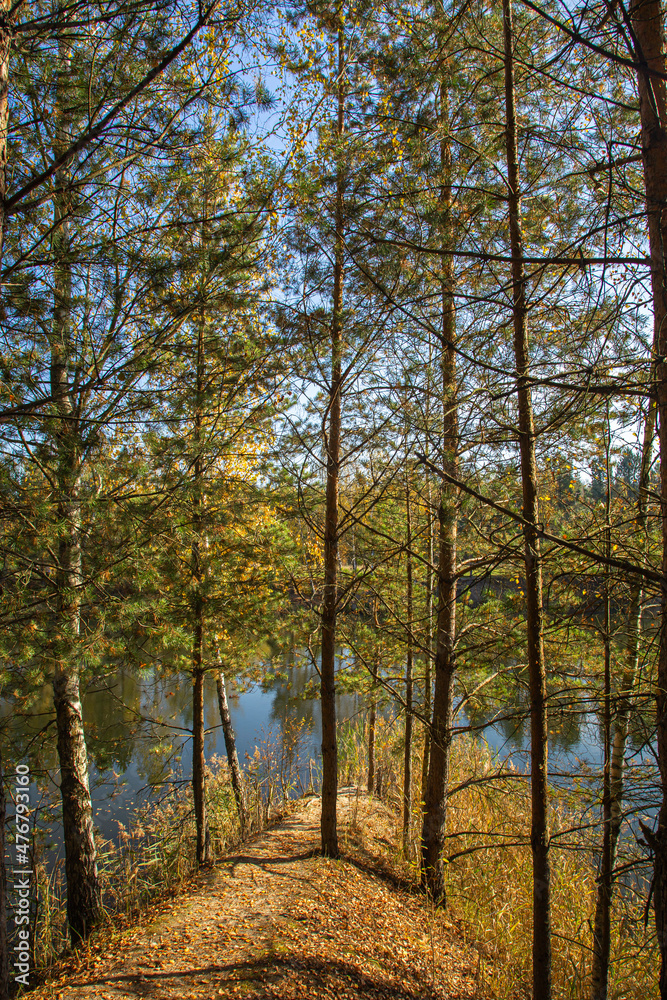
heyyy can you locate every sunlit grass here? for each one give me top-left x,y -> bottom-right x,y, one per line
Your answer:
27,716 -> 657,999
337,717 -> 658,1000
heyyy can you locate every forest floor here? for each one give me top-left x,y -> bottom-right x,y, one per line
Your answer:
27,791 -> 486,1000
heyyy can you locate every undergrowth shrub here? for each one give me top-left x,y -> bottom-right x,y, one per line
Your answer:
28,721 -> 311,973
334,717 -> 657,1000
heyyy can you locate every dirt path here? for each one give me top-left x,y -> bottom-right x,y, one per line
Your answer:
32,793 -> 483,1000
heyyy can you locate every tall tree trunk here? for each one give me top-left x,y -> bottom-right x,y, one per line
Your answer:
421,551 -> 433,807
50,35 -> 100,945
191,196 -> 211,866
591,400 -> 655,999
191,624 -> 209,864
320,26 -> 345,859
421,86 -> 458,902
0,0 -> 10,276
215,656 -> 248,838
421,337 -> 434,809
368,655 -> 378,794
502,2 -> 551,995
53,463 -> 100,944
403,459 -> 414,853
627,3 -> 667,993
591,412 -> 613,1000
0,749 -> 8,1000
368,598 -> 380,794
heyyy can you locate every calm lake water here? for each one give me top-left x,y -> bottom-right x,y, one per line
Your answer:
3,651 -> 365,848
2,647 -> 658,853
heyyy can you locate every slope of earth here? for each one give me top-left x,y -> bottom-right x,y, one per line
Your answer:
29,792 -> 485,1000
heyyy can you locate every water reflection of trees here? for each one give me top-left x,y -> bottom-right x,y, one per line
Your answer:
266,656 -> 362,745
8,643 -> 646,862
84,669 -> 141,773
12,650 -> 623,794
462,689 -> 586,758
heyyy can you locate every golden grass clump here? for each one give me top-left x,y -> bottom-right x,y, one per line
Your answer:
335,717 -> 658,1000
27,723 -> 311,973
441,736 -> 657,999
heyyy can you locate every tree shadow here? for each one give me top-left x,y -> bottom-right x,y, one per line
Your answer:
342,850 -> 421,899
221,848 -> 320,869
62,954 -> 451,999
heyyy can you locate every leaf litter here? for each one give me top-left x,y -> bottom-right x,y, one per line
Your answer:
27,792 -> 487,999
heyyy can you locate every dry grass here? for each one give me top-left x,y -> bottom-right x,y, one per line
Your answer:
27,716 -> 657,999
26,795 -> 483,1000
337,718 -> 658,1000
29,722 -> 312,972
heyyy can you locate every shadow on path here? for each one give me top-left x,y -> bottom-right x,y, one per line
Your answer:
65,954 -> 445,1000
222,849 -> 319,869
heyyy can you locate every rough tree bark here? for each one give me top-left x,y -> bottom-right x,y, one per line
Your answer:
420,83 -> 458,902
627,2 -> 667,994
591,400 -> 655,999
368,597 -> 380,794
403,458 -> 414,853
502,1 -> 551,995
421,338 -> 434,808
51,33 -> 100,944
320,26 -> 346,859
368,663 -> 378,794
190,193 -> 211,867
0,0 -> 10,275
420,521 -> 433,808
592,411 -> 613,1000
191,629 -> 210,865
215,657 -> 248,838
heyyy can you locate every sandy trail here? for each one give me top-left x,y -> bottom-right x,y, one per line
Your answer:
30,792 -> 482,1000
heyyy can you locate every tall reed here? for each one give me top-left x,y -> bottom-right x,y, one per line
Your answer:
335,717 -> 657,999
25,720 -> 310,973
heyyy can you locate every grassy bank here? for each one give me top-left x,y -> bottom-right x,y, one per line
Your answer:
338,717 -> 657,1000
24,715 -> 656,998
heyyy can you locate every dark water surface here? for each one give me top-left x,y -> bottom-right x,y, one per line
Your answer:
2,647 -> 657,856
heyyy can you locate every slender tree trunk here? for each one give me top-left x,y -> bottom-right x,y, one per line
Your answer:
628,3 -> 667,993
191,202 -> 211,866
591,413 -> 613,1000
191,622 -> 209,864
502,2 -> 551,995
52,466 -> 101,937
0,749 -> 8,1000
53,662 -> 100,943
215,657 -> 248,838
421,87 -> 458,902
421,537 -> 433,806
190,460 -> 207,867
421,338 -> 434,808
50,35 -> 100,944
320,27 -> 345,859
0,0 -> 10,276
368,656 -> 378,794
403,460 -> 414,853
591,401 -> 655,999
368,601 -> 380,794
